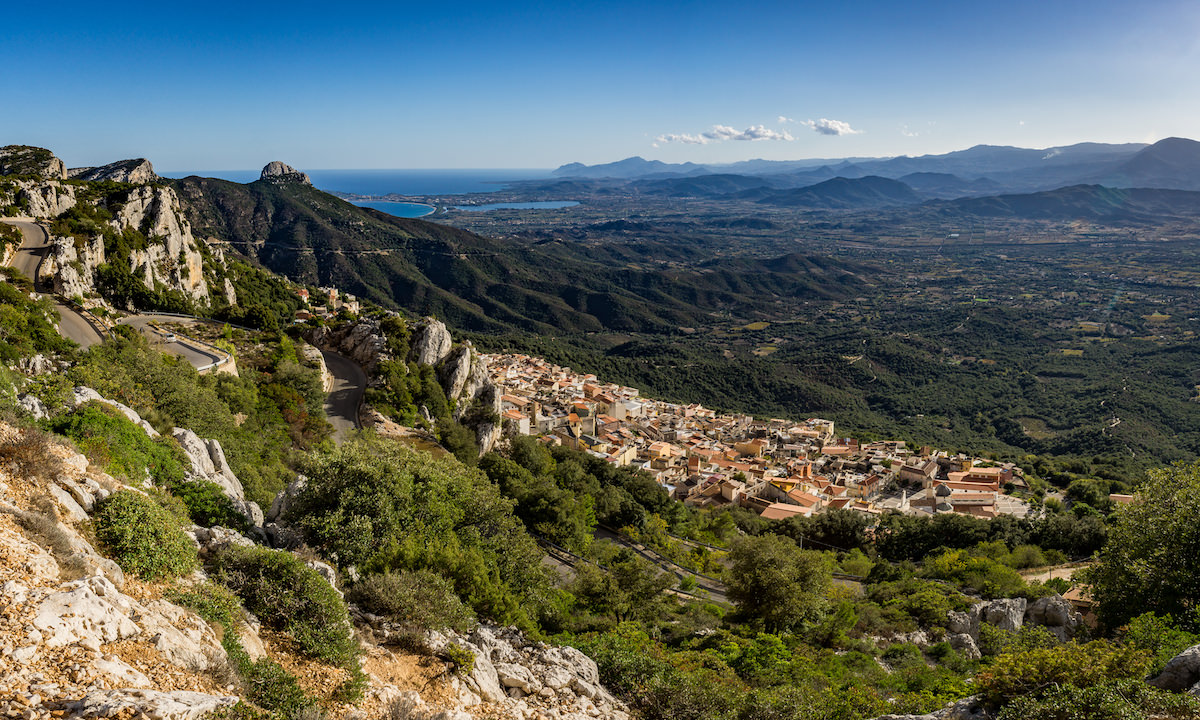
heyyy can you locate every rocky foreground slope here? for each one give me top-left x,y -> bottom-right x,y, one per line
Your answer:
0,397 -> 628,719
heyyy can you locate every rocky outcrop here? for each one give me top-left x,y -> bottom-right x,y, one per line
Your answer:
2,179 -> 78,218
68,158 -> 158,184
299,342 -> 334,392
70,386 -> 160,437
18,354 -> 57,375
17,393 -> 48,420
117,185 -> 209,302
361,622 -> 631,720
0,145 -> 66,179
41,183 -> 211,305
947,594 -> 1081,645
1149,644 -> 1200,695
872,696 -> 991,720
1024,595 -> 1084,642
438,345 -> 473,401
982,598 -> 1026,632
260,161 -> 312,185
948,633 -> 981,660
307,318 -> 389,375
172,427 -> 263,527
66,690 -> 238,720
410,318 -> 454,366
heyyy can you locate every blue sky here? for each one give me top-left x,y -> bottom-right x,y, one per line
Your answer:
3,0 -> 1198,169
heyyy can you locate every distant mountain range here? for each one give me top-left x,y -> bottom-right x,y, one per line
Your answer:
547,139 -> 1200,215
555,139 -> 1200,195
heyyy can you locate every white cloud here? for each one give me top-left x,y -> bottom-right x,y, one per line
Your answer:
901,125 -> 920,137
778,115 -> 797,124
654,132 -> 709,145
655,123 -> 794,145
801,118 -> 862,136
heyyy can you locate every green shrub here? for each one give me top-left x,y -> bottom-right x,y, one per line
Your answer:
288,436 -> 550,629
167,581 -> 242,630
214,545 -> 357,668
348,570 -> 475,633
997,678 -> 1200,720
48,403 -> 186,487
1122,612 -> 1200,676
169,581 -> 318,716
240,658 -> 314,716
165,478 -> 248,530
93,490 -> 198,580
441,643 -> 475,677
977,640 -> 1152,704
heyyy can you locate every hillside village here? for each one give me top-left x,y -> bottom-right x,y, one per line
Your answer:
486,353 -> 1032,524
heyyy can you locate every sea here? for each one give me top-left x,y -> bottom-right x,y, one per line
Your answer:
160,169 -> 556,218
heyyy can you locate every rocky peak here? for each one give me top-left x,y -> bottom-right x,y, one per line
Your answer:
68,158 -> 158,184
259,161 -> 312,185
0,145 -> 66,179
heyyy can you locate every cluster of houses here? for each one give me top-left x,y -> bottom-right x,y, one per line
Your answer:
485,353 -> 1030,522
293,286 -> 360,322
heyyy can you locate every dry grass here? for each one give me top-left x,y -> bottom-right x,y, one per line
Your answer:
0,425 -> 57,477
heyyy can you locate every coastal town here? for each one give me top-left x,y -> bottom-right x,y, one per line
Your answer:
485,353 -> 1032,522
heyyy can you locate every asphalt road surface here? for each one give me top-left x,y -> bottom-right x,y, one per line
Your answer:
115,315 -> 225,369
3,218 -> 104,348
321,350 -> 366,442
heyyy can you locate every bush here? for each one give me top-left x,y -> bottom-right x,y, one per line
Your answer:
167,582 -> 242,630
441,643 -> 475,677
168,581 -> 320,715
976,640 -> 1152,704
240,658 -> 314,716
214,545 -> 357,668
1122,612 -> 1200,676
48,403 -> 186,487
93,490 -> 198,580
288,436 -> 551,629
0,426 -> 58,476
348,570 -> 475,633
165,478 -> 248,531
997,679 -> 1200,720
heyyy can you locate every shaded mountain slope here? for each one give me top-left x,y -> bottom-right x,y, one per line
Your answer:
928,184 -> 1200,222
172,176 -> 867,334
755,176 -> 924,209
1097,137 -> 1200,190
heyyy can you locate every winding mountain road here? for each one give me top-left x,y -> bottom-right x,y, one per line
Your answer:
3,218 -> 104,347
3,218 -> 367,439
321,350 -> 365,442
115,314 -> 226,370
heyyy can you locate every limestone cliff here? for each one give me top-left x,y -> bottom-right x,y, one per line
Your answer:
0,178 -> 78,218
68,158 -> 158,185
41,184 -> 211,305
118,185 -> 209,302
0,145 -> 66,179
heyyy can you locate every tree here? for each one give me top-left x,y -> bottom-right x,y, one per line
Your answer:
725,534 -> 831,632
1084,462 -> 1200,630
570,548 -> 672,623
777,507 -> 871,551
